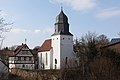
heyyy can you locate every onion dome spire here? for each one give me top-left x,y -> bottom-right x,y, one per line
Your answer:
52,7 -> 73,36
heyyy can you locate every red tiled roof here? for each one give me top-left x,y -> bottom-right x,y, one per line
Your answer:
13,44 -> 35,56
0,50 -> 14,56
38,39 -> 51,52
0,44 -> 35,57
14,45 -> 23,55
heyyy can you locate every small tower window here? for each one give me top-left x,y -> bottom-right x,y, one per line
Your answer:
57,38 -> 58,40
63,38 -> 64,40
68,38 -> 70,40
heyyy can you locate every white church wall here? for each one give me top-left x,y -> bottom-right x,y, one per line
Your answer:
51,35 -> 74,69
38,51 -> 50,70
51,35 -> 61,69
60,35 -> 74,60
50,48 -> 53,69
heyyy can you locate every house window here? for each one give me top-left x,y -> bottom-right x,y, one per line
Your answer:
22,64 -> 25,68
46,53 -> 48,65
22,57 -> 24,61
15,57 -> 18,60
63,38 -> 64,40
65,57 -> 68,65
24,57 -> 26,61
18,57 -> 21,61
68,38 -> 70,40
26,65 -> 28,68
26,57 -> 29,61
29,57 -> 32,61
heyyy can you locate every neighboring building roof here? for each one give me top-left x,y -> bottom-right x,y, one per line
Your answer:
101,38 -> 120,48
33,46 -> 40,51
38,39 -> 51,52
110,38 -> 120,44
0,43 -> 37,57
0,50 -> 14,56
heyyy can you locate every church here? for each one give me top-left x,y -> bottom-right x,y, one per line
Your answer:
37,8 -> 75,70
7,8 -> 75,70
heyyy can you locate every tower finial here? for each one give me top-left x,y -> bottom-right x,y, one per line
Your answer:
25,38 -> 27,44
60,1 -> 63,11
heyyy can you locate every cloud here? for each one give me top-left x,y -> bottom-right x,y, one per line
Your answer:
34,27 -> 53,34
96,7 -> 120,19
11,28 -> 29,33
4,27 -> 54,48
11,27 -> 53,34
49,0 -> 97,11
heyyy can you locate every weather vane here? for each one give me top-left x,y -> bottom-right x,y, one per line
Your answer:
25,38 -> 27,44
60,0 -> 63,11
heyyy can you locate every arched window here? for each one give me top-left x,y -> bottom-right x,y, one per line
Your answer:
46,53 -> 48,65
43,64 -> 45,70
41,53 -> 42,63
55,59 -> 57,64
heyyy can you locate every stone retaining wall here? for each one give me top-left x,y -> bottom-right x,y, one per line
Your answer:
10,69 -> 61,80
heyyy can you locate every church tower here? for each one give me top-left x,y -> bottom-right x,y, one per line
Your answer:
51,8 -> 74,69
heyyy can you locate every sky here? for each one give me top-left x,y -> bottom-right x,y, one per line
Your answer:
0,0 -> 120,48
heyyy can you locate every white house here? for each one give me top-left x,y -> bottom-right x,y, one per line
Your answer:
38,8 -> 75,70
9,43 -> 38,70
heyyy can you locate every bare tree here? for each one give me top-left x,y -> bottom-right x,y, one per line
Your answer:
0,10 -> 12,49
74,32 -> 109,80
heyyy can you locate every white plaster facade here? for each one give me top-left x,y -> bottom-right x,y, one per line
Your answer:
51,35 -> 74,69
38,51 -> 51,70
9,44 -> 36,70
